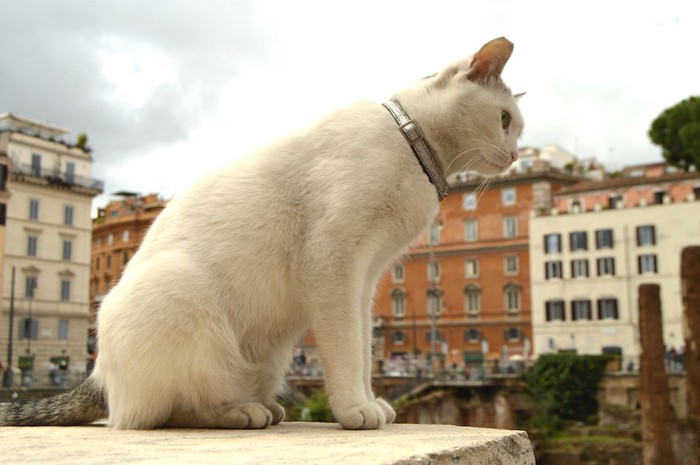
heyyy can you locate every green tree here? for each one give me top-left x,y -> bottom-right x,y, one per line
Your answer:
288,391 -> 334,422
648,95 -> 700,171
524,353 -> 610,434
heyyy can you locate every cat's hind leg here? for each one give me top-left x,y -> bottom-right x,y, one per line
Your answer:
166,402 -> 275,429
263,402 -> 285,425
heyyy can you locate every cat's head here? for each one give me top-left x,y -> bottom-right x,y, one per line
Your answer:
400,37 -> 524,177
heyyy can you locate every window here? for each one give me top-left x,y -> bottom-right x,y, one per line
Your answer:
122,230 -> 130,242
62,240 -> 72,261
653,190 -> 666,204
570,231 -> 588,251
465,258 -> 479,278
638,254 -> 658,274
107,233 -> 114,245
427,261 -> 441,282
428,223 -> 441,245
61,279 -> 71,301
391,289 -> 406,318
106,254 -> 112,269
504,283 -> 521,313
504,256 -> 519,275
64,205 -> 74,226
544,234 -> 561,254
0,164 -> 7,191
504,327 -> 522,342
503,215 -> 518,238
464,328 -> 481,342
426,331 -> 445,343
502,187 -> 516,206
19,318 -> 39,340
694,185 -> 700,199
31,153 -> 41,176
464,219 -> 478,242
463,193 -> 477,210
95,257 -> 100,271
29,199 -> 39,220
596,229 -> 613,249
27,235 -> 38,256
0,203 -> 6,226
597,257 -> 615,276
545,300 -> 566,321
427,288 -> 443,316
571,259 -> 589,278
545,261 -> 563,279
570,199 -> 582,212
25,276 -> 38,299
58,319 -> 69,340
392,264 -> 404,283
66,161 -> 76,185
391,331 -> 406,345
571,300 -> 592,321
597,299 -> 619,320
464,285 -> 481,315
636,225 -> 656,246
608,195 -> 623,209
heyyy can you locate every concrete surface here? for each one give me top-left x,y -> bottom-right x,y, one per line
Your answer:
0,421 -> 535,464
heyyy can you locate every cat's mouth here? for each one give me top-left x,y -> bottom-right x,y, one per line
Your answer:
480,157 -> 512,175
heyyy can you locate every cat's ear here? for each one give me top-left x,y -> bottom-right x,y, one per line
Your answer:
466,37 -> 514,84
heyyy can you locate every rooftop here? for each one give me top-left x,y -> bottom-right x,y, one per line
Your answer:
556,169 -> 700,196
0,422 -> 534,465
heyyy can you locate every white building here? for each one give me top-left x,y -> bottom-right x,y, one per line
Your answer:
0,113 -> 103,381
529,166 -> 700,365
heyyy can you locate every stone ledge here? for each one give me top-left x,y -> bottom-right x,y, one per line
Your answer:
0,422 -> 534,464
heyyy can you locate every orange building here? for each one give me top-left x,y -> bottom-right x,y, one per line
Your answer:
89,193 -> 167,353
372,166 -> 579,373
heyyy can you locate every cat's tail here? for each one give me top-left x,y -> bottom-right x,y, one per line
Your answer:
0,376 -> 107,426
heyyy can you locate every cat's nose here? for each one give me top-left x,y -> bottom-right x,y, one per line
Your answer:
510,151 -> 518,163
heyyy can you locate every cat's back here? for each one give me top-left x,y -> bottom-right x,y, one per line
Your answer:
132,100 -> 435,267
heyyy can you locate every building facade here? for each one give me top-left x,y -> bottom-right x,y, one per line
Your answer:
372,165 -> 580,374
0,151 -> 9,357
0,113 -> 102,379
89,193 -> 167,345
530,163 -> 700,364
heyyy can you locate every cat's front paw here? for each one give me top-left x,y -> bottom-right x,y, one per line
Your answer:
335,399 -> 392,430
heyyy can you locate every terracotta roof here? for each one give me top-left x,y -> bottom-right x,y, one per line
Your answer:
449,168 -> 581,190
556,170 -> 700,195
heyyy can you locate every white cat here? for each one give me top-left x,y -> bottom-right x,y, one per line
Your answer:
0,37 -> 523,430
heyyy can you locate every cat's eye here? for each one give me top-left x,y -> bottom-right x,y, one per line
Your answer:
501,110 -> 512,130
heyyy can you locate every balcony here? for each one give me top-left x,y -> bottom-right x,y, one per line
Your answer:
11,163 -> 104,194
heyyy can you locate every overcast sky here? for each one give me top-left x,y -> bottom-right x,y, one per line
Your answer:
1,1 -> 698,209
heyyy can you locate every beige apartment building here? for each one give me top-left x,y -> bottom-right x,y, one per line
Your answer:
0,113 -> 102,382
530,163 -> 700,365
0,152 -> 8,348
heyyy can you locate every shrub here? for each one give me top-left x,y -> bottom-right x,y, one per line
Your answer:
524,353 -> 610,433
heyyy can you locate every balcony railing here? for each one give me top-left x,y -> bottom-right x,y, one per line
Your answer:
11,163 -> 104,193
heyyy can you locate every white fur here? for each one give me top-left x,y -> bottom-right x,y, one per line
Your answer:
92,38 -> 523,430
